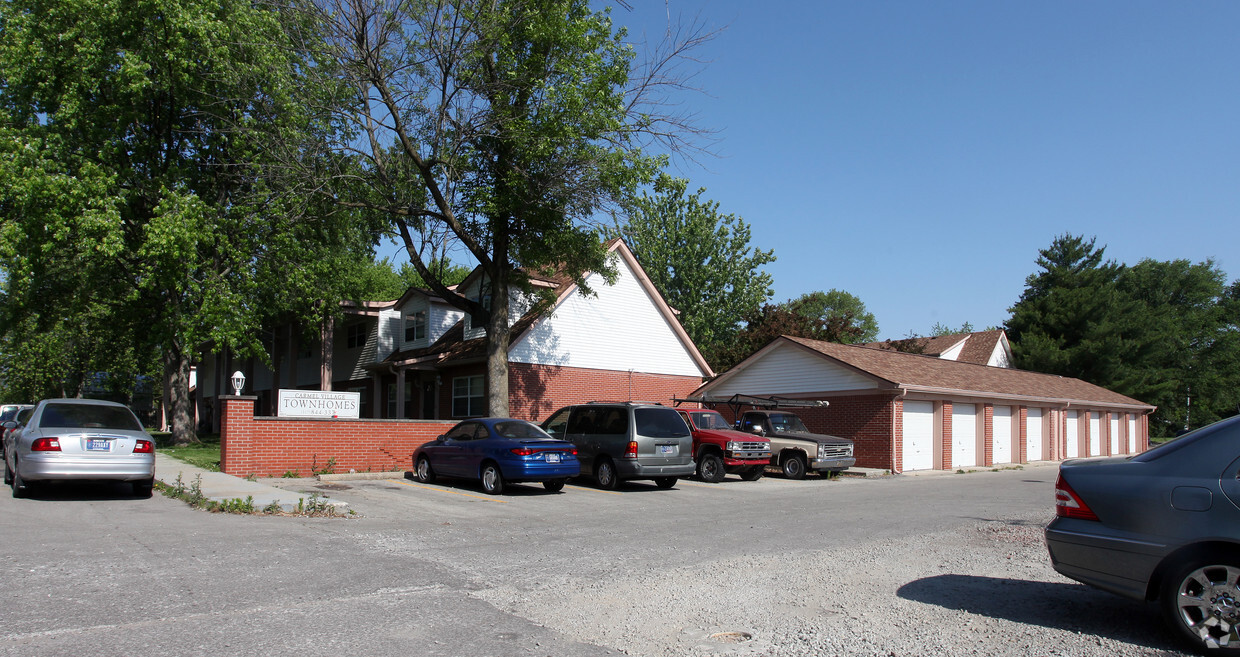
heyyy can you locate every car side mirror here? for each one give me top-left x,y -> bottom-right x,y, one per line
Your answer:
750,425 -> 765,436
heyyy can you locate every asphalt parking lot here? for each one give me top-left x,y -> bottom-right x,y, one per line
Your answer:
0,464 -> 1193,657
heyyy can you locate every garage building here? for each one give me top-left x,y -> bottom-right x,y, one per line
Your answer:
694,335 -> 1155,473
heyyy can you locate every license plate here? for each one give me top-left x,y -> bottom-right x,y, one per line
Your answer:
545,452 -> 561,463
659,445 -> 675,455
86,439 -> 111,452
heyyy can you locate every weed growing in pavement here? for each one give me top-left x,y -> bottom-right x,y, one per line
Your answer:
281,470 -> 299,478
156,475 -> 348,518
312,456 -> 337,476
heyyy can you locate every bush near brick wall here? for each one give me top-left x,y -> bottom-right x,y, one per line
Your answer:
220,397 -> 455,477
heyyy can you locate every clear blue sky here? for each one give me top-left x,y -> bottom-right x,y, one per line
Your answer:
386,2 -> 1240,340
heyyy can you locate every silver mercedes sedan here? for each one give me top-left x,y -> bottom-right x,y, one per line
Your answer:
4,399 -> 156,498
1046,413 -> 1240,653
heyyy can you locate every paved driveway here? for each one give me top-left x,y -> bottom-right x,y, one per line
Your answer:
0,465 -> 1189,656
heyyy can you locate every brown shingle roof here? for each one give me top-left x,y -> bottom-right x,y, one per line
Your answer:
783,336 -> 1152,410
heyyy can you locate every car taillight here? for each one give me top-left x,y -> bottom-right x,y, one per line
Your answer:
510,447 -> 536,456
31,437 -> 61,452
624,441 -> 638,459
134,439 -> 154,454
568,447 -> 578,456
1054,473 -> 1099,521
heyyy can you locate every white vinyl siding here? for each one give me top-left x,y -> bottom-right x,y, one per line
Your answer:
952,403 -> 978,468
902,401 -> 935,471
1027,407 -> 1045,461
993,406 -> 1013,464
1065,410 -> 1079,458
701,341 -> 876,396
508,256 -> 705,377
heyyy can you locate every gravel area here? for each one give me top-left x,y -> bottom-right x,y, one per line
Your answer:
467,516 -> 1183,657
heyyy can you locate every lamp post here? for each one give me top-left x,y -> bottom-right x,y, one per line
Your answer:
231,370 -> 246,396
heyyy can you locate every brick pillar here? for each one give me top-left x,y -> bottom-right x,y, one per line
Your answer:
940,401 -> 953,471
220,395 -> 257,476
982,403 -> 994,467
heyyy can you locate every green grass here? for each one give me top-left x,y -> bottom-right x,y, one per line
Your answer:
155,432 -> 222,472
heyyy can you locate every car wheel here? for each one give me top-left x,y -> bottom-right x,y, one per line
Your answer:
782,454 -> 807,480
11,465 -> 29,498
654,477 -> 678,489
697,453 -> 726,483
740,466 -> 764,481
133,478 -> 154,498
415,456 -> 436,484
480,462 -> 504,495
595,458 -> 619,490
543,479 -> 566,493
1161,556 -> 1240,651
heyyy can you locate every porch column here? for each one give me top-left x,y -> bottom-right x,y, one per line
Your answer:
395,368 -> 407,419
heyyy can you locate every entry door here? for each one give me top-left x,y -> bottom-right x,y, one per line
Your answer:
952,404 -> 978,468
1065,410 -> 1079,458
1027,408 -> 1045,461
993,406 -> 1013,464
902,401 -> 935,471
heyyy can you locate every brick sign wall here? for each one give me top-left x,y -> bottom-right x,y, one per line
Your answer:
219,396 -> 455,477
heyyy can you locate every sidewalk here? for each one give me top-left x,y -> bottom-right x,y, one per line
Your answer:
154,453 -> 348,512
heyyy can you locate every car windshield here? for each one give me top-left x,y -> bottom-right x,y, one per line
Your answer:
39,403 -> 143,431
769,413 -> 810,433
690,411 -> 731,431
0,407 -> 19,422
635,408 -> 690,438
494,420 -> 553,440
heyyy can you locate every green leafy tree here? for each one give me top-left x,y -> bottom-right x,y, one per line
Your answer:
788,290 -> 878,344
294,0 -> 711,415
714,301 -> 866,371
0,0 -> 340,442
929,321 -> 975,337
1005,235 -> 1148,394
617,175 -> 775,362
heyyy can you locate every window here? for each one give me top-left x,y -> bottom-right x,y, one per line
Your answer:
444,422 -> 483,441
452,375 -> 486,417
405,310 -> 427,342
346,323 -> 367,349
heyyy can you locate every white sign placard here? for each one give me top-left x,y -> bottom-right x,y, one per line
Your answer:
278,390 -> 361,419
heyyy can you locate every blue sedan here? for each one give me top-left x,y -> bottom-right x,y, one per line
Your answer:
412,418 -> 580,494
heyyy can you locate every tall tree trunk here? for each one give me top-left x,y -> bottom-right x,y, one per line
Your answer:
163,342 -> 196,446
485,242 -> 511,417
320,317 -> 334,391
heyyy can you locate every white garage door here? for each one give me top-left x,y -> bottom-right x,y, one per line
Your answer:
1065,410 -> 1079,458
1128,415 -> 1138,453
902,401 -> 935,471
1110,415 -> 1120,454
1027,408 -> 1044,461
952,403 -> 978,468
993,406 -> 1013,464
1089,411 -> 1102,456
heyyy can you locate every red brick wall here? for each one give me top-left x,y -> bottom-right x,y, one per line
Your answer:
508,363 -> 704,423
219,397 -> 455,477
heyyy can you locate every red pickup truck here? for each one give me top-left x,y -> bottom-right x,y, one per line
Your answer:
677,409 -> 772,482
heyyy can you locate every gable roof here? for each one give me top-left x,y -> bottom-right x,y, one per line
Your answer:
864,329 -> 1011,367
379,239 -> 714,376
700,335 -> 1153,411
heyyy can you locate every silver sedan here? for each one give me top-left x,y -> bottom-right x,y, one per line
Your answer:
1046,414 -> 1240,652
4,399 -> 156,498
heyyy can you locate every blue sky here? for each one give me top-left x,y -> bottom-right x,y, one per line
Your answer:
385,2 -> 1240,340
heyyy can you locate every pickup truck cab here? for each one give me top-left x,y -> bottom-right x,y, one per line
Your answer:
737,410 -> 855,479
677,409 -> 771,482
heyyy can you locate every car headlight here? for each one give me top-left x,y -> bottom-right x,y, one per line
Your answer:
726,441 -> 740,451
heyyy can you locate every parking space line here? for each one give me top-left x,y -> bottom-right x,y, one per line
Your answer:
389,479 -> 509,503
674,480 -> 719,489
564,484 -> 623,495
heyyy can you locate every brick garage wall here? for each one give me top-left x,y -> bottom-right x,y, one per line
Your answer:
509,363 -> 705,423
713,393 -> 898,471
219,396 -> 455,477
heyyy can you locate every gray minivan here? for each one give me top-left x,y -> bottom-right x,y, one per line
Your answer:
541,402 -> 695,490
